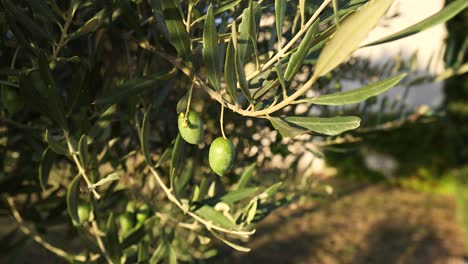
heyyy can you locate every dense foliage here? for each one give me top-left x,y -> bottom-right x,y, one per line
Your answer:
0,0 -> 466,262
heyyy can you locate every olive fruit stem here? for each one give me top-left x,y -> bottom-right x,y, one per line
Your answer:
220,103 -> 227,139
184,80 -> 195,121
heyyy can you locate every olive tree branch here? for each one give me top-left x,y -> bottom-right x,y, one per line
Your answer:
146,165 -> 255,237
5,196 -> 99,262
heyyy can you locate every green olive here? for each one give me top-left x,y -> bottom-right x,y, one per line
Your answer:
1,86 -> 23,114
119,213 -> 135,234
209,137 -> 235,176
178,111 -> 204,144
136,203 -> 150,224
77,202 -> 91,224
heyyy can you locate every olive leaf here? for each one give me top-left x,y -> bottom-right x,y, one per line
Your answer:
269,116 -> 361,138
314,0 -> 394,77
303,73 -> 406,105
162,0 -> 193,67
66,174 -> 82,226
203,4 -> 222,92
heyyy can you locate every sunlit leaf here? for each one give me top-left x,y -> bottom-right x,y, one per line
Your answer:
304,74 -> 406,105
365,0 -> 468,46
203,4 -> 222,91
224,37 -> 238,103
314,0 -> 394,77
284,19 -> 320,81
192,0 -> 242,25
236,163 -> 256,190
162,0 -> 193,67
195,205 -> 238,230
275,0 -> 287,45
269,116 -> 361,137
209,230 -> 251,252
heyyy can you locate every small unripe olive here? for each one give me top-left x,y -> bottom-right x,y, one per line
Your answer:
1,86 -> 23,114
209,137 -> 235,176
136,203 -> 150,224
119,213 -> 135,234
178,111 -> 204,144
77,202 -> 91,224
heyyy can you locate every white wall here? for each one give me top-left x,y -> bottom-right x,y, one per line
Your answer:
355,0 -> 447,108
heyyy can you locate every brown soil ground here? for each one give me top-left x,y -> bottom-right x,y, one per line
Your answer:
224,184 -> 466,264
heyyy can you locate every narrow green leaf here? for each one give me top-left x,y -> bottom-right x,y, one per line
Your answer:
45,130 -> 68,155
304,73 -> 406,105
288,116 -> 361,136
314,0 -> 394,77
94,69 -> 176,105
149,238 -> 169,264
299,0 -> 305,28
209,230 -> 251,252
232,20 -> 253,103
275,0 -> 287,45
261,182 -> 282,199
284,19 -> 320,81
238,1 -> 260,65
220,187 -> 258,204
168,245 -> 178,264
192,0 -> 242,25
38,51 -> 67,128
175,160 -> 193,197
105,213 -> 122,264
67,174 -> 82,226
224,37 -> 238,103
138,242 -> 149,262
78,135 -> 88,168
162,0 -> 193,67
93,172 -> 120,188
276,63 -> 287,96
203,5 -> 222,92
156,147 -> 171,168
269,116 -> 308,138
245,198 -> 257,224
195,205 -> 238,230
269,116 -> 361,137
170,134 -> 185,191
236,163 -> 256,190
2,0 -> 51,41
39,147 -> 56,190
68,14 -> 102,40
88,105 -> 116,143
365,0 -> 468,46
140,106 -> 153,166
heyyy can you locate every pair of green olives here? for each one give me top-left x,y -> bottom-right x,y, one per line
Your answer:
119,202 -> 151,234
178,111 -> 234,176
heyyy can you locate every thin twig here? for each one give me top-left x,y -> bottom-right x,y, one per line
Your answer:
64,131 -> 101,199
147,165 -> 255,237
5,196 -> 97,262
